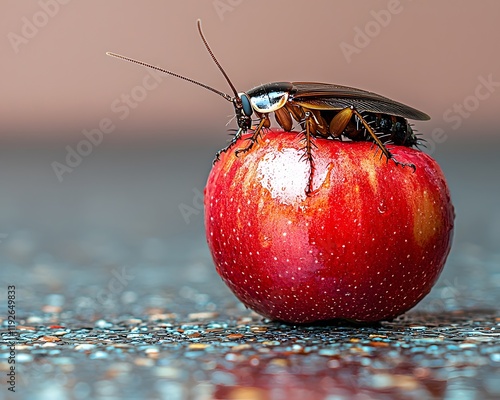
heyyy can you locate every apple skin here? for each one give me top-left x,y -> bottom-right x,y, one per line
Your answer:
204,130 -> 454,323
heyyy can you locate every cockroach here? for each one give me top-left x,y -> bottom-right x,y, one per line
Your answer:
107,20 -> 430,194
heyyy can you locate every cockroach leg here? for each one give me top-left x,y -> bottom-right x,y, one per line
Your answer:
234,117 -> 267,157
299,111 -> 317,195
329,107 -> 353,138
393,157 -> 416,172
274,107 -> 293,132
351,108 -> 415,171
213,128 -> 243,163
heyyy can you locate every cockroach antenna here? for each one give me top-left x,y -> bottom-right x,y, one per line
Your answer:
195,19 -> 239,99
105,51 -> 233,102
106,19 -> 241,103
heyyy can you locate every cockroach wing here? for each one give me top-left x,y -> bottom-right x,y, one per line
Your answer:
291,82 -> 430,121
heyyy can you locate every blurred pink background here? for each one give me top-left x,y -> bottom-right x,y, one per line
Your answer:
1,0 -> 499,144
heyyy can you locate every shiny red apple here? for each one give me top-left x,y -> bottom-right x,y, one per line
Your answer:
204,130 -> 454,323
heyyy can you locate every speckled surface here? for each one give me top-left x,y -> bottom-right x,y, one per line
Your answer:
0,141 -> 499,399
1,269 -> 500,400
